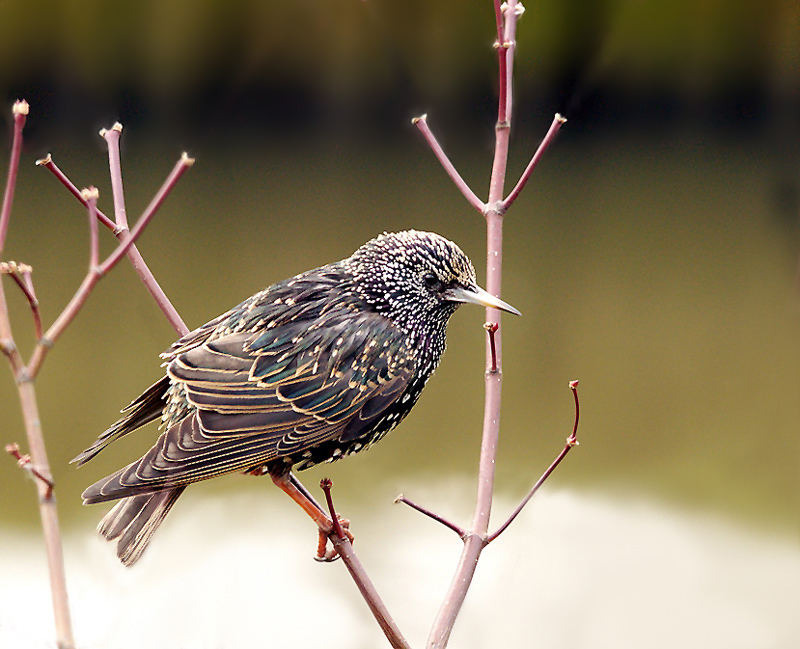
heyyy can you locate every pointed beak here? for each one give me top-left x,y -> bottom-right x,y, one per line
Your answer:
444,284 -> 521,316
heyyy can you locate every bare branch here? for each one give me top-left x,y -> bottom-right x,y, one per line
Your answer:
0,261 -> 42,340
27,153 -> 194,376
502,113 -> 567,210
426,2 -> 560,646
99,153 -> 194,276
320,480 -> 412,649
36,155 -> 118,232
483,321 -> 499,373
100,123 -> 129,229
36,153 -> 191,337
394,493 -> 466,538
81,188 -> 100,270
6,442 -> 54,499
487,380 -> 580,543
15,379 -> 75,649
412,115 -> 486,215
0,100 -> 28,252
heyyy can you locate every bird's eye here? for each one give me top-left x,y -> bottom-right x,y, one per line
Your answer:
423,272 -> 441,290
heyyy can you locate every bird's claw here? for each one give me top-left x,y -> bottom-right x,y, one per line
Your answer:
314,516 -> 353,562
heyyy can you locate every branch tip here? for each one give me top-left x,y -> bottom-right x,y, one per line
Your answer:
80,187 -> 99,201
555,113 -> 567,124
395,494 -> 466,537
411,114 -> 428,125
99,122 -> 123,138
35,154 -> 52,167
180,152 -> 195,167
501,1 -> 526,16
1,260 -> 33,275
13,100 -> 29,116
569,379 -> 579,389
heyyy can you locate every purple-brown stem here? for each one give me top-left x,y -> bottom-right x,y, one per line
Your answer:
424,2 -> 535,647
412,115 -> 486,215
1,261 -> 42,340
394,494 -> 466,538
502,113 -> 567,210
487,380 -> 581,543
36,153 -> 190,335
0,101 -> 75,649
100,123 -> 129,230
83,188 -> 100,270
27,154 -> 194,377
483,321 -> 499,373
0,100 -> 28,252
99,153 -> 194,276
6,442 -> 55,498
36,155 -> 118,232
320,479 -> 412,649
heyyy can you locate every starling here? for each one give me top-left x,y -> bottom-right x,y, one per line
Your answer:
74,230 -> 519,565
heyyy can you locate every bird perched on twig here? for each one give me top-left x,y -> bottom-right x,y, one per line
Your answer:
74,230 -> 519,565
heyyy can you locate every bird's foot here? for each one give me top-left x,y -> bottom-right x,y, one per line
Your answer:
314,515 -> 353,562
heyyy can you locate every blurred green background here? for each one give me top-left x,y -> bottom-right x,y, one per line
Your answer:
1,0 -> 798,647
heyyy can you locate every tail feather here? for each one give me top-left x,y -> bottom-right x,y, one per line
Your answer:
72,376 -> 170,466
97,487 -> 186,566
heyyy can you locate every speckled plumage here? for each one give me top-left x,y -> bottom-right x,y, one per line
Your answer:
74,230 -> 518,565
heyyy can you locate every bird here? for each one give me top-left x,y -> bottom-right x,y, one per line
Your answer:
74,229 -> 520,566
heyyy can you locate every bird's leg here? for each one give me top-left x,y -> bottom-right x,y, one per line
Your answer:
270,471 -> 352,561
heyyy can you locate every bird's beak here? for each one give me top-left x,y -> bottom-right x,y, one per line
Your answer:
444,284 -> 521,316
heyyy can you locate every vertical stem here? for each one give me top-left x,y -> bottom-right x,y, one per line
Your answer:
1,99 -> 74,649
427,4 -> 522,647
101,123 -> 129,229
475,0 -> 520,547
17,380 -> 74,649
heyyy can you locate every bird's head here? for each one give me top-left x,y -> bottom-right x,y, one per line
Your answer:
348,230 -> 520,334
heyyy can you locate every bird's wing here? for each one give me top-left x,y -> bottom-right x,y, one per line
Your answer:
82,311 -> 413,502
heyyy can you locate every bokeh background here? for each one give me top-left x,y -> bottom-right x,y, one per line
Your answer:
1,1 -> 798,648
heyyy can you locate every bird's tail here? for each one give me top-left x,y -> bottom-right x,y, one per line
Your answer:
71,376 -> 170,467
96,487 -> 186,566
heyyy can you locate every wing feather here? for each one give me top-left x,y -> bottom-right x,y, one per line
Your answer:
82,308 -> 414,502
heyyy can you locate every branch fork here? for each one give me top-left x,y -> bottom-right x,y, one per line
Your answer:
396,381 -> 581,549
340,13 -> 574,633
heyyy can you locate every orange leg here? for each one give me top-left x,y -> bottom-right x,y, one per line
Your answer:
270,471 -> 352,561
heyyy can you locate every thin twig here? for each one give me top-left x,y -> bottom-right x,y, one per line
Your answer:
6,442 -> 54,499
82,188 -> 100,270
100,123 -> 129,230
99,153 -> 194,275
27,153 -> 194,376
483,322 -> 499,373
320,480 -> 412,649
0,261 -> 42,340
412,115 -> 486,214
394,493 -> 466,538
37,153 -> 190,335
0,100 -> 28,252
36,155 -> 118,232
487,380 -> 580,543
502,113 -> 567,210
